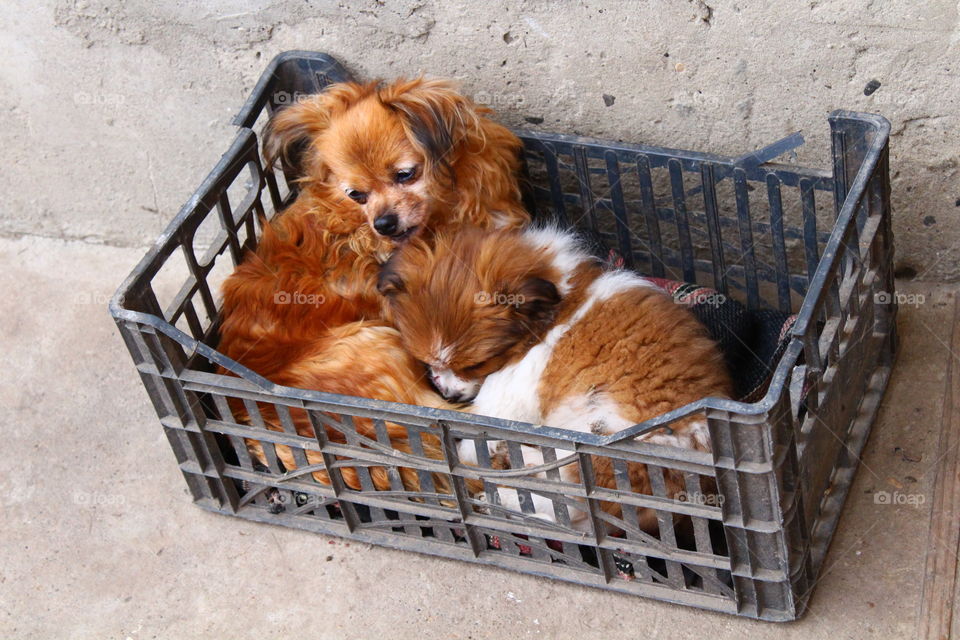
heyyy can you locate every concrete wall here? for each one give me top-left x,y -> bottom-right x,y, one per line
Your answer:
3,0 -> 958,278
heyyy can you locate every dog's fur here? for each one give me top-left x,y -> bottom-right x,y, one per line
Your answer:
379,226 -> 733,532
232,321 -> 464,494
217,78 -> 529,495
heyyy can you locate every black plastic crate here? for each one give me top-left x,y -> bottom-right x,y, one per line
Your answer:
110,51 -> 895,621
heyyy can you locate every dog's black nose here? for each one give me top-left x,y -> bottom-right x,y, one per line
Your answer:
373,213 -> 400,236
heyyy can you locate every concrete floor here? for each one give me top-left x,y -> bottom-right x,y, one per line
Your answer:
0,234 -> 952,639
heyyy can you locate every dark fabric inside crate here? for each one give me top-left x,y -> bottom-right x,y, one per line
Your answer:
576,228 -> 795,401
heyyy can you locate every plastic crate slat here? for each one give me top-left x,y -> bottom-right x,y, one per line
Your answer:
572,146 -> 599,231
668,158 -> 697,282
700,162 -> 729,295
634,154 -> 665,277
766,174 -> 793,313
733,168 -> 761,309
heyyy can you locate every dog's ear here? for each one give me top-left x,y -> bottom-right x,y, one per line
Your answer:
379,78 -> 482,182
512,277 -> 561,329
378,237 -> 437,297
262,97 -> 330,177
377,254 -> 406,297
262,82 -> 373,177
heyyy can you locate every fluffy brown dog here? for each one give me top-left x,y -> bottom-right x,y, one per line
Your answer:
379,226 -> 733,533
218,78 -> 529,496
234,321 -> 458,493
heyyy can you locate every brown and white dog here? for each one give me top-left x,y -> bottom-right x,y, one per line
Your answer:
378,226 -> 733,531
217,78 -> 529,495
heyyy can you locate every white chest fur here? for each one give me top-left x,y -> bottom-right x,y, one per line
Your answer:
470,268 -> 658,425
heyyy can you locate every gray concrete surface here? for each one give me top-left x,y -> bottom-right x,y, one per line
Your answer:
3,2 -> 958,637
2,0 -> 959,278
0,234 -> 949,637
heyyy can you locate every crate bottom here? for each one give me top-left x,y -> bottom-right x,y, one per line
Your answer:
184,359 -> 894,623
192,500 -> 806,619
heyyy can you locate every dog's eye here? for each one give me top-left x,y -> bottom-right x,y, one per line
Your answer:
345,189 -> 368,204
461,362 -> 486,376
395,168 -> 417,184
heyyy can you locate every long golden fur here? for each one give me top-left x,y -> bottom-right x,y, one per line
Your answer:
379,226 -> 733,533
217,78 -> 529,495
